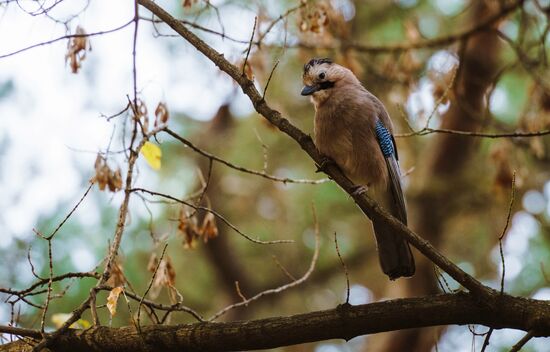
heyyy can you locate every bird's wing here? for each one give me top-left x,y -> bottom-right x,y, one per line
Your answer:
374,119 -> 407,225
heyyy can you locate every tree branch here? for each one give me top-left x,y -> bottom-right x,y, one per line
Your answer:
136,0 -> 495,300
2,293 -> 549,351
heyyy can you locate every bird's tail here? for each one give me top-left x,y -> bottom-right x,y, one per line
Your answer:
372,220 -> 415,280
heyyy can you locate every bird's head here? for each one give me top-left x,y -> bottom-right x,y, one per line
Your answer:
301,58 -> 357,106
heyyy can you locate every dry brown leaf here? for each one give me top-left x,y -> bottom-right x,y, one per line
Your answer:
65,26 -> 90,74
106,259 -> 126,288
147,252 -> 158,273
108,168 -> 123,192
200,214 -> 217,241
150,255 -> 176,299
106,286 -> 124,317
154,102 -> 170,127
199,212 -> 218,243
178,208 -> 199,249
182,0 -> 198,8
92,154 -> 123,193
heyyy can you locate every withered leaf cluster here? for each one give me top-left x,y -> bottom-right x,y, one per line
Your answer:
65,26 -> 90,74
92,154 -> 123,192
133,100 -> 169,132
177,208 -> 218,249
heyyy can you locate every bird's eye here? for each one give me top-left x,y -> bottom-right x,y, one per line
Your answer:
319,72 -> 326,80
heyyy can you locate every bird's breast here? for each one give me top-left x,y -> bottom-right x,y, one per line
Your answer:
314,107 -> 387,188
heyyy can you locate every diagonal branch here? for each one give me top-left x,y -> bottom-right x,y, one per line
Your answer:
136,0 -> 495,300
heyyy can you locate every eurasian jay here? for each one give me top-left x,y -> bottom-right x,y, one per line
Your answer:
301,58 -> 415,280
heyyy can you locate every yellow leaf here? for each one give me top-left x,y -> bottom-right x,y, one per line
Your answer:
141,142 -> 162,170
106,286 -> 124,317
51,313 -> 91,329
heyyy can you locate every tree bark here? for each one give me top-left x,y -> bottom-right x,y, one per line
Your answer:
2,293 -> 549,352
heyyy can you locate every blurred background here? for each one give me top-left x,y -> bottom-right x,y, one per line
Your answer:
0,0 -> 549,351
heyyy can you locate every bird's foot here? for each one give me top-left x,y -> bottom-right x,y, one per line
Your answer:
315,156 -> 336,173
351,185 -> 369,197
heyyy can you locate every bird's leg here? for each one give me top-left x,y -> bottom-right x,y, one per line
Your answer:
315,155 -> 337,173
351,184 -> 369,196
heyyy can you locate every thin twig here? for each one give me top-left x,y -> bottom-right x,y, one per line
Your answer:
334,232 -> 350,304
509,330 -> 535,352
0,19 -> 134,59
164,127 -> 328,184
45,182 -> 94,240
39,240 -> 53,334
234,281 -> 247,302
132,187 -> 293,245
395,127 -> 550,139
96,285 -> 204,322
207,204 -> 321,321
481,171 -> 516,351
499,171 -> 516,294
132,0 -> 139,111
271,255 -> 297,281
242,17 -> 257,76
263,59 -> 280,99
137,243 -> 168,329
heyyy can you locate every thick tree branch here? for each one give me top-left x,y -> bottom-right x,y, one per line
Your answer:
136,0 -> 495,300
2,293 -> 549,351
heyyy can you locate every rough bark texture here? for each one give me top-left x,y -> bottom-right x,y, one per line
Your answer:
2,293 -> 549,351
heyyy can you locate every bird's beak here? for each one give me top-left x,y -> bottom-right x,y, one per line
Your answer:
301,85 -> 318,96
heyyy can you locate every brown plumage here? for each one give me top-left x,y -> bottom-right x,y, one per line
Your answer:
301,58 -> 415,280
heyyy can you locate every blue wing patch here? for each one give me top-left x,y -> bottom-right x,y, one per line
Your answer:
375,120 -> 395,158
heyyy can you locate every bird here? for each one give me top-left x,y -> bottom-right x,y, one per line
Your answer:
301,58 -> 415,280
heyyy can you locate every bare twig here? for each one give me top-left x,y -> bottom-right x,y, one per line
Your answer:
509,330 -> 535,352
234,281 -> 247,302
132,187 -> 293,245
499,171 -> 516,293
480,171 -> 516,351
271,255 -> 296,281
45,182 -> 94,240
164,127 -> 328,184
263,59 -> 280,99
334,232 -> 350,304
137,243 -> 168,329
0,19 -> 134,59
39,240 -> 53,333
132,0 -> 139,110
96,285 -> 204,322
207,205 -> 321,321
242,17 -> 257,76
0,272 -> 100,297
256,2 -> 306,45
395,127 -> 550,139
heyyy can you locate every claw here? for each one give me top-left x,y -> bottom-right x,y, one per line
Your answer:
316,156 -> 335,173
351,185 -> 369,196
